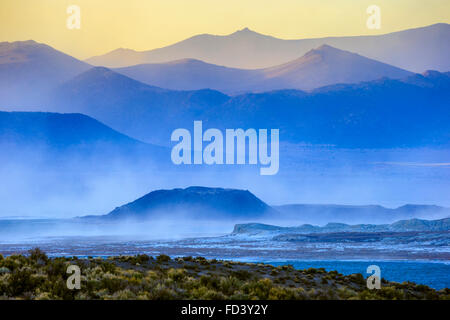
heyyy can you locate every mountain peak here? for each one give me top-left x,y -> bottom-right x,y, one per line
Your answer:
77,66 -> 115,78
304,44 -> 347,57
234,27 -> 252,33
229,27 -> 266,38
239,27 -> 251,32
0,40 -> 56,63
109,47 -> 137,54
166,58 -> 206,65
0,40 -> 90,105
0,39 -> 37,46
262,44 -> 412,90
60,66 -> 165,93
316,44 -> 336,51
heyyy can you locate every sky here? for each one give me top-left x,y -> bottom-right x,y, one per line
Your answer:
0,0 -> 449,60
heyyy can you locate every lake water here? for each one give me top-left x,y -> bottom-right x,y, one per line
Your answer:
262,260 -> 450,290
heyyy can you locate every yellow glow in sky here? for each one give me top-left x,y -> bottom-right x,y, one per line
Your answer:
0,0 -> 449,60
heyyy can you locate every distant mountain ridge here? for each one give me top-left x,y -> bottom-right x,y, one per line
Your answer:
0,36 -> 448,150
233,217 -> 450,235
46,67 -> 229,143
274,204 -> 450,224
0,40 -> 447,151
115,45 -> 413,93
0,40 -> 416,105
86,23 -> 450,72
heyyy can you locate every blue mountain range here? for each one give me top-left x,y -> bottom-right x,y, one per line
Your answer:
45,67 -> 450,148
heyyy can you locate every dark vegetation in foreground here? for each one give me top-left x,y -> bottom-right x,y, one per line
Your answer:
0,249 -> 448,300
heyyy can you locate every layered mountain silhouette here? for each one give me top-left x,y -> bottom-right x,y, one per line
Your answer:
115,58 -> 260,93
115,45 -> 412,93
46,67 -> 450,148
100,186 -> 277,220
1,25 -> 449,225
0,40 -> 415,106
47,67 -> 229,142
87,23 -> 450,72
0,40 -> 90,106
0,29 -> 448,149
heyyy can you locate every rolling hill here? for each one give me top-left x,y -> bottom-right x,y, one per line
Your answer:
86,23 -> 450,72
0,40 -> 91,106
114,58 -> 258,93
114,45 -> 413,93
0,111 -> 166,164
259,44 -> 412,90
0,111 -> 140,148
